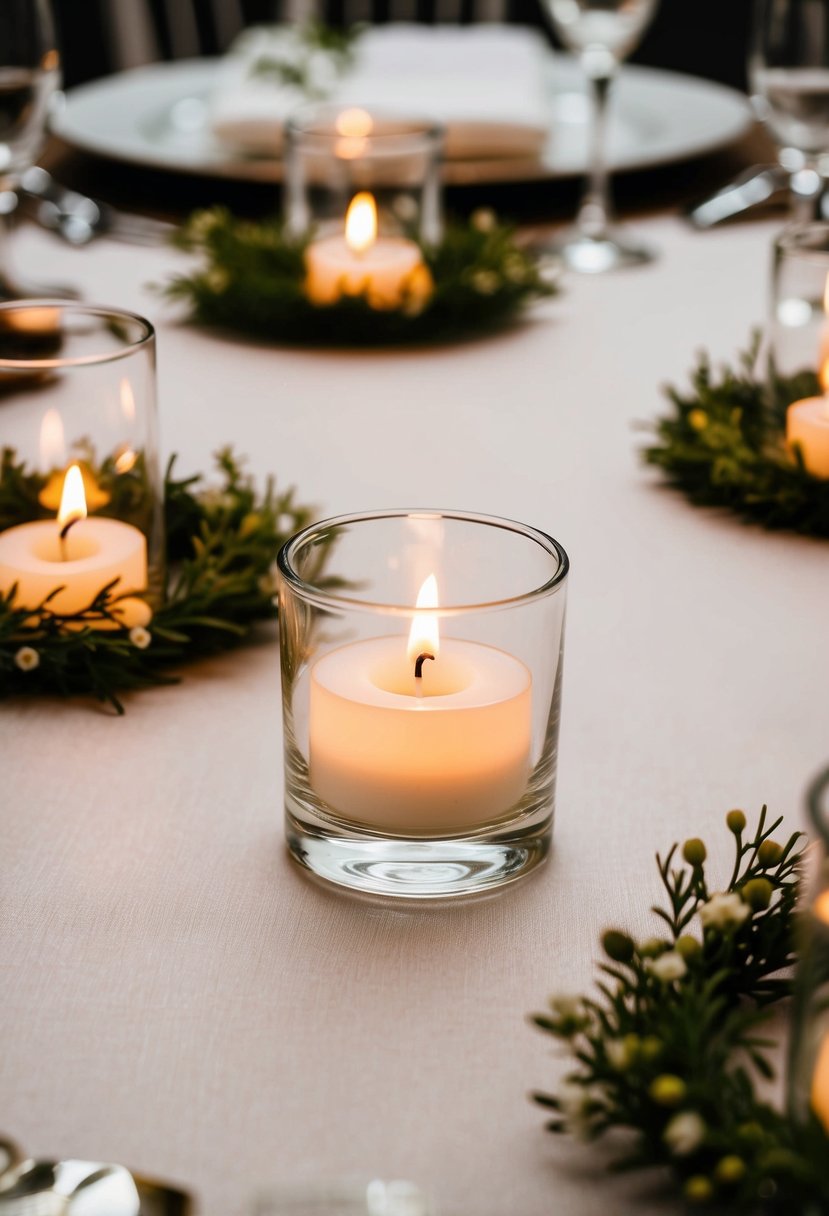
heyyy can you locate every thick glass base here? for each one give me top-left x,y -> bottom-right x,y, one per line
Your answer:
286,811 -> 551,899
556,229 -> 655,274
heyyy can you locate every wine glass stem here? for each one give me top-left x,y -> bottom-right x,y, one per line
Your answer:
576,66 -> 616,241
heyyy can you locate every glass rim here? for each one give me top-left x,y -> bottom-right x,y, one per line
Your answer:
277,508 -> 569,616
285,104 -> 443,154
0,300 -> 155,370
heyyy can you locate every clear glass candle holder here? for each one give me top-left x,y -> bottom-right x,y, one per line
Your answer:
770,223 -> 829,381
284,105 -> 443,246
788,766 -> 829,1141
0,301 -> 163,609
277,510 -> 569,899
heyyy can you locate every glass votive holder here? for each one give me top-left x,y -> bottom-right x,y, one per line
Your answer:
0,301 -> 163,614
284,105 -> 443,248
770,223 -> 829,381
277,509 -> 569,899
788,766 -> 829,1140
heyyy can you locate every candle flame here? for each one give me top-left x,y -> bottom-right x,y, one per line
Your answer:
407,573 -> 440,664
39,408 -> 65,469
57,463 -> 87,531
345,192 -> 377,255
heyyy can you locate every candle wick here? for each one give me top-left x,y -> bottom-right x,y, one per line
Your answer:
414,652 -> 435,680
59,515 -> 80,560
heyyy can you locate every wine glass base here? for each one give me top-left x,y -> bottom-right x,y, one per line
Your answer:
555,230 -> 656,274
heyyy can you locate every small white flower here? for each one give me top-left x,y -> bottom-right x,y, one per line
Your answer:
187,209 -> 222,241
558,1081 -> 603,1141
605,1038 -> 633,1071
664,1111 -> 706,1156
392,194 -> 418,223
699,891 -> 751,931
471,269 -> 500,295
129,626 -> 152,650
471,207 -> 497,233
647,951 -> 687,983
548,994 -> 584,1021
14,646 -> 39,671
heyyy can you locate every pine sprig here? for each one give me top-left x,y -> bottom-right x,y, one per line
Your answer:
531,810 -> 829,1211
0,447 -> 318,713
643,342 -> 829,537
162,208 -> 555,346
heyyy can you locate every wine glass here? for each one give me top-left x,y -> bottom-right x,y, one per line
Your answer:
0,0 -> 65,298
750,0 -> 829,223
543,0 -> 659,273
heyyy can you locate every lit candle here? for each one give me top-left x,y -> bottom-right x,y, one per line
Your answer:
787,273 -> 829,478
304,191 -> 429,310
0,463 -> 148,618
308,575 -> 532,833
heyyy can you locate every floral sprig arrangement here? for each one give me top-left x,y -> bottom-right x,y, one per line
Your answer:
0,448 -> 318,713
249,20 -> 361,97
533,808 -> 829,1211
162,208 -> 555,346
643,343 -> 829,537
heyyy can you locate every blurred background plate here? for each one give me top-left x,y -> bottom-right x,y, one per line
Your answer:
52,55 -> 752,186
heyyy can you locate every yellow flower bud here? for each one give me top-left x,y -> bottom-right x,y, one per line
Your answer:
649,1075 -> 686,1106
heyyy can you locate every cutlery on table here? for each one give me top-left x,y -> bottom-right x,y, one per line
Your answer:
20,168 -> 176,247
684,163 -> 790,229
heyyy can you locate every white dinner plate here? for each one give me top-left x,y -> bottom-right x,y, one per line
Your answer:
53,56 -> 752,186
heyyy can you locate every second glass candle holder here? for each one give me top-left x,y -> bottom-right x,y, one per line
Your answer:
284,105 -> 443,248
278,510 -> 569,899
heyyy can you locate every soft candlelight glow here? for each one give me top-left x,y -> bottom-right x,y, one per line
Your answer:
335,108 -> 373,159
345,193 -> 377,255
58,463 -> 87,533
120,377 -> 136,422
40,408 -> 65,468
407,573 -> 440,665
336,108 -> 374,138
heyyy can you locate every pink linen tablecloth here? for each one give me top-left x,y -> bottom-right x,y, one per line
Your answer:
2,215 -> 827,1216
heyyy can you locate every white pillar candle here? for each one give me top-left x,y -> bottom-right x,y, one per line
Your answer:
0,464 -> 147,615
786,395 -> 829,478
308,576 -> 532,833
305,191 -> 427,310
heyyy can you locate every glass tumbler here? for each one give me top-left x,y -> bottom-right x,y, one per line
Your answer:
284,105 -> 443,247
788,766 -> 829,1142
0,301 -> 163,608
277,510 -> 569,899
769,222 -> 829,382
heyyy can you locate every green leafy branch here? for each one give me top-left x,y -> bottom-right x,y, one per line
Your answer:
531,809 -> 829,1211
642,342 -> 829,537
0,447 -> 318,713
163,208 -> 555,346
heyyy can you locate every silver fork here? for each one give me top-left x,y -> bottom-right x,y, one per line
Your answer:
20,167 -> 176,247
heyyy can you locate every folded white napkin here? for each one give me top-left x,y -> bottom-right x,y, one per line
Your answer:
210,24 -> 550,161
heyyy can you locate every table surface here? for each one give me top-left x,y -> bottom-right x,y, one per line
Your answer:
3,207 -> 828,1216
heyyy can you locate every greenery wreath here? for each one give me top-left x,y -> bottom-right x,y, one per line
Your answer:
162,208 -> 555,346
532,807 -> 829,1212
0,447 -> 318,713
643,344 -> 829,538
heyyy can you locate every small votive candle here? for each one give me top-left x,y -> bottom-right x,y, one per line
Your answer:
305,192 -> 429,310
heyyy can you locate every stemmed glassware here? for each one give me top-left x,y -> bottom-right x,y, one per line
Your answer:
0,0 -> 64,298
750,0 -> 829,223
543,0 -> 659,273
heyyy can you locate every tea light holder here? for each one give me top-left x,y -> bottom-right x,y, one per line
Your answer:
770,224 -> 829,381
0,302 -> 163,615
788,766 -> 829,1136
277,510 -> 569,899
